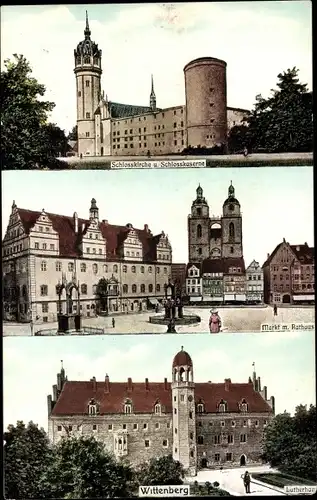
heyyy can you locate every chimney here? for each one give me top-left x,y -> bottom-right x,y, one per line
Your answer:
144,224 -> 149,232
47,394 -> 53,416
224,378 -> 231,391
283,237 -> 286,243
267,253 -> 269,259
127,377 -> 132,391
164,377 -> 168,390
248,376 -> 252,384
73,212 -> 78,234
257,376 -> 261,392
53,384 -> 58,401
90,376 -> 96,392
145,378 -> 149,391
105,374 -> 110,393
208,380 -> 212,384
102,219 -> 108,224
262,385 -> 268,400
57,373 -> 62,391
270,395 -> 275,415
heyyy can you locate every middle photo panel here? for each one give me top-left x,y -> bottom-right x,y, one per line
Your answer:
2,166 -> 314,337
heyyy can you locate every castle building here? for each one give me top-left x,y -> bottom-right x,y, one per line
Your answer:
185,183 -> 260,304
262,240 -> 315,305
47,348 -> 275,474
2,199 -> 172,324
74,13 -> 249,158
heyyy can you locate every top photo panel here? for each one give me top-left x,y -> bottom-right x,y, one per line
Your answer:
1,2 -> 313,171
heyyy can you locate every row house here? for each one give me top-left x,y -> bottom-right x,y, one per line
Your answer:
262,239 -> 314,305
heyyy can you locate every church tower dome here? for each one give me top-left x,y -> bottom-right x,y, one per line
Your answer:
173,347 -> 193,368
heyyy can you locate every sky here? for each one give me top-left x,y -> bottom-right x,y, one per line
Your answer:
3,329 -> 315,432
1,2 -> 312,134
1,166 -> 314,265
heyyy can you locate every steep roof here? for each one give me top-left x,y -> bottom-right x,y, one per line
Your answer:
109,101 -> 162,119
262,241 -> 314,267
51,379 -> 272,415
17,208 -> 159,260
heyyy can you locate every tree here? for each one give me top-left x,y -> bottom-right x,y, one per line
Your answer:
3,420 -> 53,499
40,435 -> 135,498
68,125 -> 78,141
244,67 -> 313,153
261,405 -> 317,481
1,54 -> 69,169
227,124 -> 249,153
96,278 -> 110,314
136,454 -> 184,486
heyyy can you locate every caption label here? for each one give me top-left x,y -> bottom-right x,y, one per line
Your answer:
111,160 -> 206,169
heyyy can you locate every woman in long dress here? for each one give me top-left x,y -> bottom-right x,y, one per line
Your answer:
209,310 -> 222,333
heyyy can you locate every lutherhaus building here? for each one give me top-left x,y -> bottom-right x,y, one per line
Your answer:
262,239 -> 315,305
2,199 -> 172,324
74,13 -> 249,157
47,348 -> 275,475
185,183 -> 263,304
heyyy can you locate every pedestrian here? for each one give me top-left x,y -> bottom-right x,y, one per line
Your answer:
243,146 -> 248,157
112,317 -> 115,328
273,304 -> 277,316
80,153 -> 83,159
243,471 -> 251,494
147,150 -> 151,158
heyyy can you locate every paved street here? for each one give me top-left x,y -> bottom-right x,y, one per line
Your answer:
185,465 -> 286,496
3,306 -> 314,336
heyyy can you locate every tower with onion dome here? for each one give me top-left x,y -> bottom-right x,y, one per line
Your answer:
74,11 -> 102,157
172,347 -> 197,475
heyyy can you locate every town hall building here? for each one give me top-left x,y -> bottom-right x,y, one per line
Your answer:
47,348 -> 275,475
74,13 -> 249,157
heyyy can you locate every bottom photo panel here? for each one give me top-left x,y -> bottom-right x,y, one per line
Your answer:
4,329 -> 316,498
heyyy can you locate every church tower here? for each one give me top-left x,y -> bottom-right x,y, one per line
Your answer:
172,347 -> 197,476
188,185 -> 210,262
150,74 -> 156,111
74,11 -> 102,157
221,181 -> 243,258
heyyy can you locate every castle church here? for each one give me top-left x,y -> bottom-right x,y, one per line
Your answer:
47,348 -> 274,475
74,13 -> 249,158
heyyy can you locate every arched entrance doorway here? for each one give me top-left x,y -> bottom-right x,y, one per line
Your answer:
282,294 -> 291,304
201,458 -> 207,468
240,455 -> 246,466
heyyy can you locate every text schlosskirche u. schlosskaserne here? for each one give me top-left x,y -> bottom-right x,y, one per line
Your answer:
110,160 -> 207,169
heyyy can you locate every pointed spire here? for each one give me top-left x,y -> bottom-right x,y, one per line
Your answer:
228,180 -> 235,198
150,74 -> 156,111
196,184 -> 203,199
84,10 -> 91,39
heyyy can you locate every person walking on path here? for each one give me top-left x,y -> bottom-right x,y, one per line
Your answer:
273,304 -> 278,316
243,471 -> 251,494
112,317 -> 115,328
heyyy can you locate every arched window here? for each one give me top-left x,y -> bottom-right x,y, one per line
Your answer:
149,284 -> 153,292
156,284 -> 161,292
197,224 -> 202,238
81,284 -> 87,295
229,222 -> 235,239
88,398 -> 98,415
76,56 -> 81,65
80,263 -> 86,272
131,266 -> 136,273
132,284 -> 137,293
84,56 -> 90,64
197,403 -> 204,413
41,261 -> 47,271
22,285 -> 27,297
123,284 -> 128,294
93,264 -> 98,274
113,265 -> 118,273
164,267 -> 167,274
124,401 -> 132,413
154,403 -> 161,415
197,435 -> 204,445
240,399 -> 248,412
140,284 -> 145,293
141,266 -> 145,273
123,265 -> 127,273
218,399 -> 227,413
148,266 -> 152,273
198,248 -> 202,255
103,264 -> 108,272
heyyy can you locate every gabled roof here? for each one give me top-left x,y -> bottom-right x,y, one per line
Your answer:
262,241 -> 314,267
51,379 -> 272,415
109,101 -> 162,119
16,208 -> 160,261
186,262 -> 201,273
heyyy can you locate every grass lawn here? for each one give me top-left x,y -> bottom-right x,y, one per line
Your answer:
252,472 -> 317,489
190,481 -> 232,496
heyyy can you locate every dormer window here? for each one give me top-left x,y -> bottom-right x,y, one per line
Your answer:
218,399 -> 227,413
154,403 -> 161,415
88,399 -> 99,415
124,401 -> 132,414
240,399 -> 248,412
197,403 -> 204,414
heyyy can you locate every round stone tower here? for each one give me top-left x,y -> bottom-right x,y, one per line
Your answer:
74,11 -> 102,157
184,57 -> 227,150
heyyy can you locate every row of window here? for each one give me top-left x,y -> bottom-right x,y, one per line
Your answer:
42,261 -> 169,274
272,283 -> 314,292
3,243 -> 24,255
247,275 -> 262,280
58,421 -> 171,433
197,434 -> 248,445
40,281 -> 165,297
111,108 -> 184,127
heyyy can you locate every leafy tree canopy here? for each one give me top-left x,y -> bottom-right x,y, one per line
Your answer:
4,420 -> 53,499
1,54 -> 69,169
262,405 -> 316,481
136,454 -> 184,486
228,67 -> 312,153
